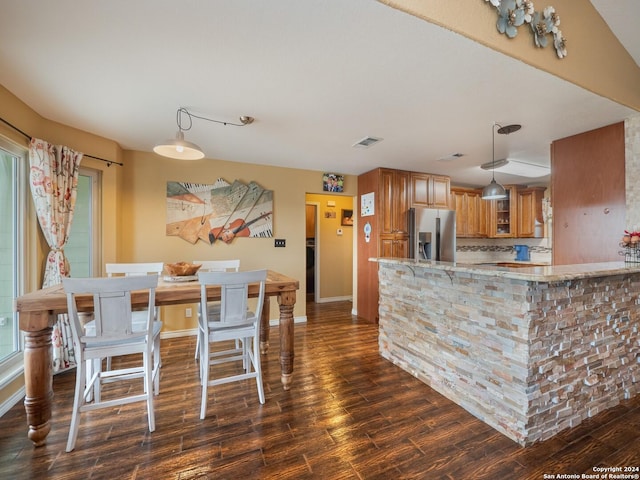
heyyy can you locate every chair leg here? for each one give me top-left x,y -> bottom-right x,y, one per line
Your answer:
198,331 -> 205,383
253,337 -> 265,404
200,339 -> 210,420
91,358 -> 102,403
66,357 -> 87,452
153,334 -> 161,395
194,328 -> 200,360
243,337 -> 250,372
144,350 -> 156,432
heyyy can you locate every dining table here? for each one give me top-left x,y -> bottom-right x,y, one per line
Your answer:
15,269 -> 299,447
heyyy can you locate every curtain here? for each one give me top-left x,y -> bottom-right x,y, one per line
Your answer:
29,138 -> 83,372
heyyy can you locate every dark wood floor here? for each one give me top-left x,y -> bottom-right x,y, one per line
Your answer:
1,301 -> 639,479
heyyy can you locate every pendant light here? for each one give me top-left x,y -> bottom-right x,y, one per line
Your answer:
154,107 -> 254,160
481,122 -> 521,200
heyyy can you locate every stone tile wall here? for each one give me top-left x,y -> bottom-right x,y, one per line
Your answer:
378,262 -> 640,445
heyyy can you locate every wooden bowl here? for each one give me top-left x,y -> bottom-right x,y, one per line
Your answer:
165,262 -> 202,276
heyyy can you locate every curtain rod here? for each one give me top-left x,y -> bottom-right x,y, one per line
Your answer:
0,116 -> 123,167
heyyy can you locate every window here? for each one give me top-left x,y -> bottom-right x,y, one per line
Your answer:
0,139 -> 26,370
65,168 -> 101,278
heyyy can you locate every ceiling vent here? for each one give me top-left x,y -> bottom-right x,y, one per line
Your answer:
438,153 -> 465,161
352,136 -> 383,148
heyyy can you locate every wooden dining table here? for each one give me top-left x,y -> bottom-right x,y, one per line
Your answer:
15,269 -> 299,447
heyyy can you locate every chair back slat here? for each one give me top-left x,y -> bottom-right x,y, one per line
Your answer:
63,275 -> 158,343
106,262 -> 164,277
197,270 -> 267,327
194,259 -> 240,272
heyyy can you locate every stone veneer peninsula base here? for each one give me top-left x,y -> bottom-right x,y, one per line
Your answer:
376,259 -> 640,446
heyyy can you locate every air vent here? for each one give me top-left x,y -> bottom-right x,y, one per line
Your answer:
352,136 -> 383,148
438,153 -> 465,161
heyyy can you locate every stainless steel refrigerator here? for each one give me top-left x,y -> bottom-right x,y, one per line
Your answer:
408,207 -> 456,262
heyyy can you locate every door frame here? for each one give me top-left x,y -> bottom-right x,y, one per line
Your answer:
306,201 -> 320,303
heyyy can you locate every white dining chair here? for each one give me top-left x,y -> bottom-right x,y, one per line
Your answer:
102,262 -> 164,368
63,274 -> 160,452
197,269 -> 267,419
192,260 -> 240,363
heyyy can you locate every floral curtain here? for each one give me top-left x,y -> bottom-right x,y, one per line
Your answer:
28,138 -> 83,372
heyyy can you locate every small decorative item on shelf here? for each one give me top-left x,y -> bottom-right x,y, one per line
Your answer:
619,229 -> 640,264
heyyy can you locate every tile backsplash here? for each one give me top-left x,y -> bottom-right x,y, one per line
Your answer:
456,237 -> 552,264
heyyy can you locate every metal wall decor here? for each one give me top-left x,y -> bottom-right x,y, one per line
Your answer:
484,0 -> 567,58
166,179 -> 273,244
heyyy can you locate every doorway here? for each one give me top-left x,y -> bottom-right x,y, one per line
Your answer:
305,193 -> 354,307
305,203 -> 318,303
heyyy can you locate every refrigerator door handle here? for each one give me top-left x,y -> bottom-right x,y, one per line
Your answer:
408,208 -> 415,259
435,217 -> 441,261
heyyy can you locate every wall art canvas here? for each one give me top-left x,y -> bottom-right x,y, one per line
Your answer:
166,179 -> 273,244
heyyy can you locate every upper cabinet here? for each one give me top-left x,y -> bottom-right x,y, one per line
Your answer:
488,185 -> 518,238
451,187 -> 486,238
380,168 -> 410,235
517,187 -> 546,238
411,173 -> 451,209
452,184 -> 546,238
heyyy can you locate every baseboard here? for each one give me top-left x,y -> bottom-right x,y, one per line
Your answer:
269,315 -> 307,326
315,296 -> 353,304
160,328 -> 197,339
0,386 -> 25,418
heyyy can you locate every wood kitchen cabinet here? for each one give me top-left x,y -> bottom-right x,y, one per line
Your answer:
487,185 -> 518,238
380,168 -> 410,236
451,187 -> 486,237
452,184 -> 545,238
380,236 -> 409,258
411,173 -> 451,209
517,187 -> 546,238
357,167 -> 450,323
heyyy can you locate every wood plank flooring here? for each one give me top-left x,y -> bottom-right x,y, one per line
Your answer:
1,301 -> 639,479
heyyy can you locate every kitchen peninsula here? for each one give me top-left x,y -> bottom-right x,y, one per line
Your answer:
376,258 -> 640,446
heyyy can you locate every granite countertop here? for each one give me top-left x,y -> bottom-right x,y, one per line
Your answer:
374,257 -> 640,282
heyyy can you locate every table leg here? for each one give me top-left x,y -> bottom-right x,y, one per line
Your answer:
259,296 -> 271,354
277,291 -> 296,390
23,326 -> 54,446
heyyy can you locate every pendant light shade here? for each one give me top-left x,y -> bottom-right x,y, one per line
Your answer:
154,130 -> 205,160
481,122 -> 520,200
482,178 -> 507,199
154,107 -> 254,160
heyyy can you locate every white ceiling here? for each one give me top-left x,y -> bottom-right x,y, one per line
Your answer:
0,0 -> 638,187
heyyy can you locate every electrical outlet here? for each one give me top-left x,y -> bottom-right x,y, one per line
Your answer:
185,308 -> 192,318
0,317 -> 6,327
274,238 -> 286,247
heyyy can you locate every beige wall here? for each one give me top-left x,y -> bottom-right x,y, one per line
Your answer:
120,150 -> 356,331
306,193 -> 355,301
380,0 -> 640,111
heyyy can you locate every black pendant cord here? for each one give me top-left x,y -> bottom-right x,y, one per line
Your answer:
0,116 -> 123,167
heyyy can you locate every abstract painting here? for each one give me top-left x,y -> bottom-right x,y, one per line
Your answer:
166,179 -> 273,244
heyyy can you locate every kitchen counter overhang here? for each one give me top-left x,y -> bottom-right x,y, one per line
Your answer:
374,258 -> 640,446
